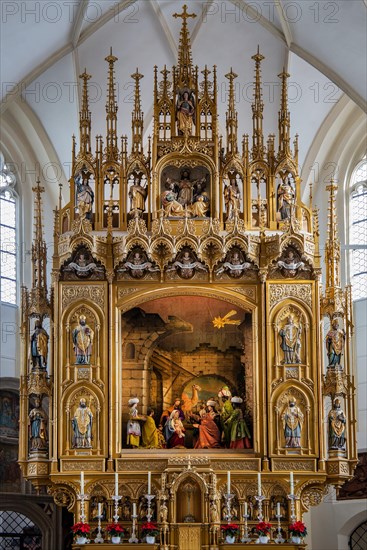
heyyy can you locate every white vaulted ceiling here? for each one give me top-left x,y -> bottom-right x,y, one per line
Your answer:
1,0 -> 366,185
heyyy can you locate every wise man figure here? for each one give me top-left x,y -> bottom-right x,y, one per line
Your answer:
218,386 -> 233,448
72,315 -> 94,364
72,398 -> 93,448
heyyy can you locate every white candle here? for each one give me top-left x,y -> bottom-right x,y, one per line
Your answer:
277,502 -> 280,516
257,473 -> 262,496
115,473 -> 119,496
133,502 -> 137,516
98,503 -> 102,516
148,471 -> 151,494
227,471 -> 231,493
80,471 -> 84,494
244,502 -> 248,516
290,471 -> 294,493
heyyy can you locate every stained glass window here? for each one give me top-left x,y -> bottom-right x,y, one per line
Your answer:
0,159 -> 17,305
349,160 -> 367,301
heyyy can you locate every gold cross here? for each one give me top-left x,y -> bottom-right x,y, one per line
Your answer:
173,4 -> 197,22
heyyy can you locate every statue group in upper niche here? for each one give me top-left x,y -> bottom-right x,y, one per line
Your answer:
161,169 -> 209,218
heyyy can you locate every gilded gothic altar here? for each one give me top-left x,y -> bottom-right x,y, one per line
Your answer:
19,5 -> 356,548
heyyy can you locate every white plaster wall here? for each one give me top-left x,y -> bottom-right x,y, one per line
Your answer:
0,303 -> 20,378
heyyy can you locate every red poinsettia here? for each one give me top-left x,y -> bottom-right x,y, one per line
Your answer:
141,522 -> 159,537
106,523 -> 126,536
289,521 -> 308,537
71,522 -> 91,536
220,524 -> 240,537
254,521 -> 272,536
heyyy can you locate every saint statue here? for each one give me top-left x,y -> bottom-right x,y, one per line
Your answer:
29,396 -> 48,452
279,315 -> 302,364
328,398 -> 346,450
277,177 -> 295,220
128,175 -> 147,213
176,90 -> 195,135
31,319 -> 49,370
72,315 -> 94,364
224,177 -> 241,220
325,319 -> 345,367
72,398 -> 93,448
75,168 -> 94,220
281,396 -> 304,448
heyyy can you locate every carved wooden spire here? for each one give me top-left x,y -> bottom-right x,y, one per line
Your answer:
325,180 -> 341,291
79,69 -> 92,156
251,47 -> 265,159
225,68 -> 238,157
278,69 -> 291,156
131,68 -> 144,154
173,4 -> 196,88
105,48 -> 119,161
29,179 -> 50,315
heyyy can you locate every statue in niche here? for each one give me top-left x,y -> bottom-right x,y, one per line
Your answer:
176,89 -> 195,135
29,396 -> 48,452
167,249 -> 207,279
64,248 -> 104,279
281,396 -> 304,448
325,318 -> 345,368
72,398 -> 93,448
118,250 -> 159,279
128,174 -> 147,213
276,250 -> 305,277
279,314 -> 302,364
224,176 -> 241,220
328,398 -> 346,450
216,248 -> 251,278
75,167 -> 94,220
72,315 -> 94,364
31,319 -> 49,370
277,176 -> 295,221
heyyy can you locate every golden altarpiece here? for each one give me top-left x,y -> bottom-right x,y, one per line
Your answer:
19,6 -> 356,549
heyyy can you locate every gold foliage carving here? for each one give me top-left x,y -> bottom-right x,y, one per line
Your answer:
272,460 -> 316,471
62,285 -> 105,308
62,460 -> 104,472
269,284 -> 312,310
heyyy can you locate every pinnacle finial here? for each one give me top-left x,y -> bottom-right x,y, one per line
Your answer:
251,47 -> 265,159
173,4 -> 196,88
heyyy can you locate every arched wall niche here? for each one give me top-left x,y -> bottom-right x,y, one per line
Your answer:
270,383 -> 316,456
61,383 -> 103,457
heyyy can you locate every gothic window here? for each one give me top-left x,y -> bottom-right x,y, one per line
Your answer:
350,520 -> 367,550
0,511 -> 42,548
0,158 -> 18,305
349,159 -> 367,301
